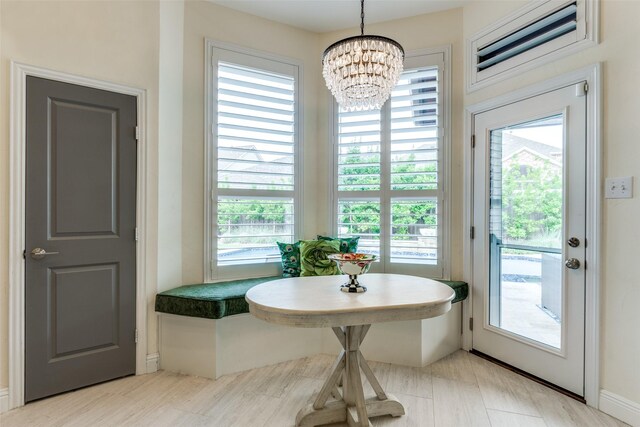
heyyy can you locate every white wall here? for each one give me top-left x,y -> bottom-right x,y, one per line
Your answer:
0,0 -> 161,387
463,0 -> 640,409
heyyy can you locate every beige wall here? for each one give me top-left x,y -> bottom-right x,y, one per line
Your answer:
316,8 -> 465,279
0,0 -> 161,387
463,0 -> 640,405
180,1 -> 321,284
158,0 -> 184,294
1,0 -> 638,413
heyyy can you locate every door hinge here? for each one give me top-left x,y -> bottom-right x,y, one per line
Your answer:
134,227 -> 139,241
470,226 -> 475,239
135,329 -> 139,343
576,81 -> 588,96
135,126 -> 140,141
584,260 -> 587,270
23,249 -> 26,259
471,134 -> 476,148
469,317 -> 474,331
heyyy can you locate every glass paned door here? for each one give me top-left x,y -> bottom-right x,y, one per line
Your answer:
472,83 -> 586,396
489,115 -> 564,349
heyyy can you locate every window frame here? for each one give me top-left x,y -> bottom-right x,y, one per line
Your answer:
205,40 -> 303,281
466,0 -> 599,92
330,47 -> 451,279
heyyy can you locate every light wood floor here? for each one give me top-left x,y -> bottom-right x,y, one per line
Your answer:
1,350 -> 628,427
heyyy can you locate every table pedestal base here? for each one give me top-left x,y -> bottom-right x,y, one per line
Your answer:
295,325 -> 405,427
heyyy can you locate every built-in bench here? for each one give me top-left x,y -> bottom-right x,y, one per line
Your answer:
155,276 -> 468,319
155,276 -> 468,379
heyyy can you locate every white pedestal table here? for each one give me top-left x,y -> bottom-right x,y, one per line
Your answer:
245,273 -> 455,427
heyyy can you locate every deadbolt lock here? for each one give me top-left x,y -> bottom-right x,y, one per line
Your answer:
568,237 -> 580,248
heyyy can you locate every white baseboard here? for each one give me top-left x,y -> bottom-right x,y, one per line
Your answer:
599,389 -> 640,427
146,353 -> 159,374
0,388 -> 8,414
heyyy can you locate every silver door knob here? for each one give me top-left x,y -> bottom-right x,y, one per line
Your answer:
30,248 -> 60,260
565,258 -> 581,269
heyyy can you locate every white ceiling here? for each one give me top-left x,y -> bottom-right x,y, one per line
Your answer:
208,0 -> 468,33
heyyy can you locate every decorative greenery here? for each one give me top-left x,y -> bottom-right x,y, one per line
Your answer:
300,240 -> 341,276
316,235 -> 360,253
276,241 -> 301,277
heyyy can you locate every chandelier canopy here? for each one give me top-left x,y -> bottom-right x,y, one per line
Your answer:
322,0 -> 404,112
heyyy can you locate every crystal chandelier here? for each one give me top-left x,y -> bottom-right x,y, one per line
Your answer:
322,0 -> 404,111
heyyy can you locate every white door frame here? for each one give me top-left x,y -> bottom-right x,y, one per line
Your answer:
8,62 -> 150,409
462,63 -> 602,407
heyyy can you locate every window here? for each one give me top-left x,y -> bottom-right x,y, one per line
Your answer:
333,51 -> 449,278
467,0 -> 598,91
206,42 -> 301,280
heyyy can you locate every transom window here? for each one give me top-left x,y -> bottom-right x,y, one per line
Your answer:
333,51 -> 448,278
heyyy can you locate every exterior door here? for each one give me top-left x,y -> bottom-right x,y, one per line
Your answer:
25,76 -> 137,402
472,83 -> 586,395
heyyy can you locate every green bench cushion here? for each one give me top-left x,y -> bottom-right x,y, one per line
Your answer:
155,276 -> 468,320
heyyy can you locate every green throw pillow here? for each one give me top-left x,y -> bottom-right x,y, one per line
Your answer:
317,235 -> 360,254
276,241 -> 301,277
300,239 -> 341,276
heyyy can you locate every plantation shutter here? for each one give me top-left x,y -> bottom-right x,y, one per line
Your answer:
336,108 -> 382,255
334,53 -> 445,275
389,66 -> 440,265
214,58 -> 298,267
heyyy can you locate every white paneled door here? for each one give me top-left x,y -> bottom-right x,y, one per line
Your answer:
472,83 -> 586,396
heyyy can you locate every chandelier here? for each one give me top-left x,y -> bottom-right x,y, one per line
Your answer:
322,0 -> 404,111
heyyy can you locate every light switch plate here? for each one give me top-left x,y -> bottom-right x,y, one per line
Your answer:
605,176 -> 633,199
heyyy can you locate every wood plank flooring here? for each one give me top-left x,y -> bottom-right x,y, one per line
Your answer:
0,350 -> 628,426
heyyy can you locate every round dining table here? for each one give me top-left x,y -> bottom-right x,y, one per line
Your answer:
245,273 -> 455,427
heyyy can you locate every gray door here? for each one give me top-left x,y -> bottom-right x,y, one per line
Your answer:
25,76 -> 137,402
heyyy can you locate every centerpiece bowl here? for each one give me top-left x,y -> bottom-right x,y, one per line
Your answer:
328,253 -> 377,293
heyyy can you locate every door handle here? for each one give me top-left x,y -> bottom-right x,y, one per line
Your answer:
30,248 -> 60,260
565,258 -> 581,270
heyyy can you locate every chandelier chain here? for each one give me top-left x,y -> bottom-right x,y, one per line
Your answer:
360,0 -> 365,36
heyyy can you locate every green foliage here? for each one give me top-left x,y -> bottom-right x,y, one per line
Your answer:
217,145 -> 441,246
339,147 -> 437,191
217,200 -> 289,245
338,147 -> 437,238
501,157 -> 562,243
391,202 -> 437,239
339,202 -> 381,235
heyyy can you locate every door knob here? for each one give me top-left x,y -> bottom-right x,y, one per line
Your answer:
30,248 -> 60,260
565,258 -> 580,270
